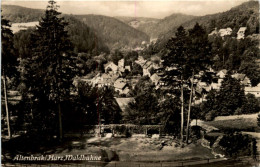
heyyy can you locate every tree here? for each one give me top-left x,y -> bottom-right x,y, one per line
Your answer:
131,62 -> 143,76
1,16 -> 18,138
125,76 -> 159,124
185,23 -> 212,143
241,94 -> 260,114
162,24 -> 212,142
23,0 -> 75,141
162,26 -> 190,141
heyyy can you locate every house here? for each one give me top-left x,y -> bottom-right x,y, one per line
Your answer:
150,73 -> 160,86
245,83 -> 260,97
209,28 -> 218,36
237,27 -> 247,40
118,59 -> 124,68
125,66 -> 131,72
142,61 -> 152,77
104,62 -> 118,74
231,73 -> 251,86
135,56 -> 147,67
216,69 -> 227,79
219,28 -> 232,37
114,78 -> 129,95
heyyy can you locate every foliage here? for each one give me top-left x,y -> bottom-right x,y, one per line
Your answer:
125,76 -> 159,124
64,82 -> 121,131
124,51 -> 138,66
21,0 -> 76,138
65,16 -> 109,54
241,94 -> 260,114
158,95 -> 181,136
201,74 -> 260,119
75,15 -> 149,49
2,5 -> 44,23
13,28 -> 34,59
110,49 -> 123,65
215,73 -> 245,116
1,16 -> 18,77
156,1 -> 259,50
131,62 -> 143,76
219,132 -> 255,158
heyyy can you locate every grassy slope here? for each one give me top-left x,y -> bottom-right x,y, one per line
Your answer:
203,114 -> 259,132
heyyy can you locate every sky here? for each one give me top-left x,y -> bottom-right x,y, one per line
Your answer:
1,0 -> 249,19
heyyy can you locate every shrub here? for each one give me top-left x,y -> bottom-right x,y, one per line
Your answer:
205,110 -> 216,121
218,132 -> 255,158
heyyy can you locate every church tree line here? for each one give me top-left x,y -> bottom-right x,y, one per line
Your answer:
1,0 -> 260,144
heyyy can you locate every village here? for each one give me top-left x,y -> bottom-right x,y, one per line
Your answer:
1,1 -> 260,166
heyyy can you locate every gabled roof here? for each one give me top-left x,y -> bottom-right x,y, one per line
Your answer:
217,69 -> 227,76
245,86 -> 260,92
104,62 -> 117,69
143,61 -> 152,69
114,82 -> 127,89
115,97 -> 135,113
231,73 -> 246,80
150,73 -> 160,82
238,27 -> 247,32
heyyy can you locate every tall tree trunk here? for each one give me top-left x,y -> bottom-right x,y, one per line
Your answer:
2,70 -> 11,138
186,71 -> 194,144
58,102 -> 62,141
180,77 -> 184,141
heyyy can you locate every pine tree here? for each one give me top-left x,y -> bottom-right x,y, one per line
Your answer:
216,73 -> 246,116
1,15 -> 17,138
185,23 -> 212,143
162,26 -> 190,141
24,0 -> 75,140
162,24 -> 212,142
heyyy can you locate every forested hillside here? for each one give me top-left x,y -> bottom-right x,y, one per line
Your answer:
156,1 -> 259,49
75,15 -> 150,49
139,14 -> 196,39
2,5 -> 44,22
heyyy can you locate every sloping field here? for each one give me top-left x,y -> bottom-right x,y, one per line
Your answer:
203,113 -> 259,132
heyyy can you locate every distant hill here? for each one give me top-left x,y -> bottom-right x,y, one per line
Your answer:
74,15 -> 150,49
156,1 -> 259,49
115,16 -> 159,29
116,14 -> 196,39
139,14 -> 196,39
65,16 -> 109,53
2,5 -> 150,50
2,5 -> 44,23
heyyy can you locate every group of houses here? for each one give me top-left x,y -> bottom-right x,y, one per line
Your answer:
76,54 -> 260,106
209,27 -> 247,39
75,56 -> 163,96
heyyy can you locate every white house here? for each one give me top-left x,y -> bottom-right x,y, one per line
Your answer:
104,62 -> 118,74
219,28 -> 232,37
114,78 -> 129,95
217,69 -> 227,79
231,73 -> 251,86
118,59 -> 124,68
237,27 -> 247,40
245,83 -> 260,97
